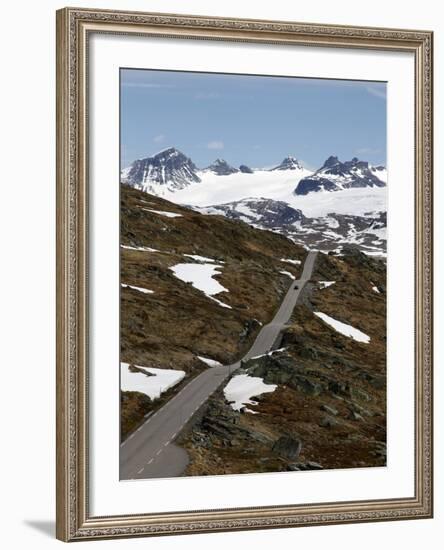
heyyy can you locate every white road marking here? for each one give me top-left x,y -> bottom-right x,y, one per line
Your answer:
148,458 -> 154,464
137,467 -> 144,474
164,441 -> 169,447
156,449 -> 162,456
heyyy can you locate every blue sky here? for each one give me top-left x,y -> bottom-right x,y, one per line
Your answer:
120,68 -> 386,170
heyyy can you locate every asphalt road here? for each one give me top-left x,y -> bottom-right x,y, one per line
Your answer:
120,250 -> 318,480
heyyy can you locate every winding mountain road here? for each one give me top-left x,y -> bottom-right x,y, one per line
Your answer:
120,250 -> 318,480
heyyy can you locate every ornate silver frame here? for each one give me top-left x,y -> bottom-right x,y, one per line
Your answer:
56,7 -> 433,542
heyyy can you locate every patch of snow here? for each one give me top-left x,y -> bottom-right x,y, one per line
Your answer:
250,347 -> 287,360
197,356 -> 223,368
171,169 -> 310,208
121,244 -> 160,253
270,347 -> 287,354
171,171 -> 386,217
209,296 -> 233,309
319,281 -> 335,289
170,262 -> 232,309
120,362 -> 185,399
280,270 -> 296,280
323,216 -> 340,229
121,283 -> 154,295
142,208 -> 183,218
224,374 -> 277,411
184,254 -> 220,263
364,226 -> 386,240
170,263 -> 227,295
371,166 -> 388,183
281,258 -> 302,265
235,202 -> 257,218
314,312 -> 370,344
371,285 -> 381,293
363,250 -> 387,258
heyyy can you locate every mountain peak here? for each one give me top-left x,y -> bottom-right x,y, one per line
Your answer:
121,147 -> 200,193
239,164 -> 254,174
322,155 -> 340,168
270,156 -> 304,171
157,146 -> 177,153
205,159 -> 239,176
295,155 -> 387,196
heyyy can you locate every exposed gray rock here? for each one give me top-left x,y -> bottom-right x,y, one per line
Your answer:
295,156 -> 386,195
320,404 -> 338,416
350,387 -> 372,402
239,164 -> 254,174
320,415 -> 340,428
272,436 -> 302,460
122,147 -> 201,191
348,410 -> 364,421
244,353 -> 322,396
205,159 -> 239,175
287,461 -> 323,471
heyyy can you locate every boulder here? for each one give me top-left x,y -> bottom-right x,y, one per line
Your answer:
350,386 -> 372,402
319,415 -> 340,428
244,354 -> 322,395
320,404 -> 338,416
272,436 -> 302,460
348,410 -> 364,421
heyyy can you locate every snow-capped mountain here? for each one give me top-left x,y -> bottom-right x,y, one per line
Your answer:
121,147 -> 387,254
370,165 -> 388,183
204,159 -> 239,176
196,198 -> 386,256
294,156 -> 387,195
239,164 -> 254,174
195,198 -> 305,229
270,156 -> 305,172
121,147 -> 201,194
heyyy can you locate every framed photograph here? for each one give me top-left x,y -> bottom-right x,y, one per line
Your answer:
56,7 -> 433,542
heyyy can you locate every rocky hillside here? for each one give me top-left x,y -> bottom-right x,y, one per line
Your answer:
196,199 -> 387,256
178,248 -> 386,475
120,184 -> 307,439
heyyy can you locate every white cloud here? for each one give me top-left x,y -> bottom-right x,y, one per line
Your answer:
153,134 -> 166,143
207,140 -> 224,150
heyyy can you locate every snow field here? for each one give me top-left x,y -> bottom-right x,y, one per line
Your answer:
120,362 -> 185,399
224,374 -> 277,412
314,312 -> 370,343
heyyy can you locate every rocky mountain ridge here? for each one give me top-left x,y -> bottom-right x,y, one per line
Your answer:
295,155 -> 387,195
196,198 -> 386,256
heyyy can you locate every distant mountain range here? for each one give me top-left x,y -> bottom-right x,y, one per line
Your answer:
121,147 -> 387,255
121,147 -> 387,196
195,198 -> 386,256
294,156 -> 387,195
